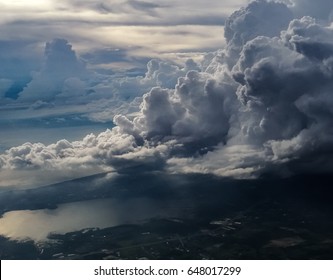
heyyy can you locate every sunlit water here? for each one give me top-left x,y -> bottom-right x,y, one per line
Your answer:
0,197 -> 169,241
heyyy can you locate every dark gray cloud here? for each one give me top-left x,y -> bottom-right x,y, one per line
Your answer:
224,1 -> 293,66
57,0 -> 114,14
127,0 -> 163,16
120,0 -> 333,176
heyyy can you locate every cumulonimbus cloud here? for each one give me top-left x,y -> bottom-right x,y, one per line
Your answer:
1,0 -> 333,185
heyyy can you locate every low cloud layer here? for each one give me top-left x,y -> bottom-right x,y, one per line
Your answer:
1,0 -> 333,187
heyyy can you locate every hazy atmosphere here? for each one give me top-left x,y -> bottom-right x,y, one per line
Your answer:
1,0 -> 333,260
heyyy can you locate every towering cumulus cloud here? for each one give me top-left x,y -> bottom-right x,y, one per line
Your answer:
1,0 -> 333,186
19,39 -> 88,101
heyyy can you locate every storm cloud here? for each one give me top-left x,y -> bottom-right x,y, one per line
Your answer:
1,0 -> 333,186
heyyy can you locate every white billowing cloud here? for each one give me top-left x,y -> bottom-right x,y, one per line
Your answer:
0,129 -> 137,170
2,0 -> 333,186
0,124 -> 172,187
18,39 -> 88,101
138,70 -> 235,144
142,59 -> 201,88
223,1 -> 293,66
225,14 -> 333,174
74,57 -> 202,122
232,36 -> 310,143
282,16 -> 333,60
110,58 -> 201,101
113,0 -> 333,177
5,38 -> 202,125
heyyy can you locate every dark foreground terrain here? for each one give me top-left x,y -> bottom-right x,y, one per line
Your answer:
1,172 -> 333,259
